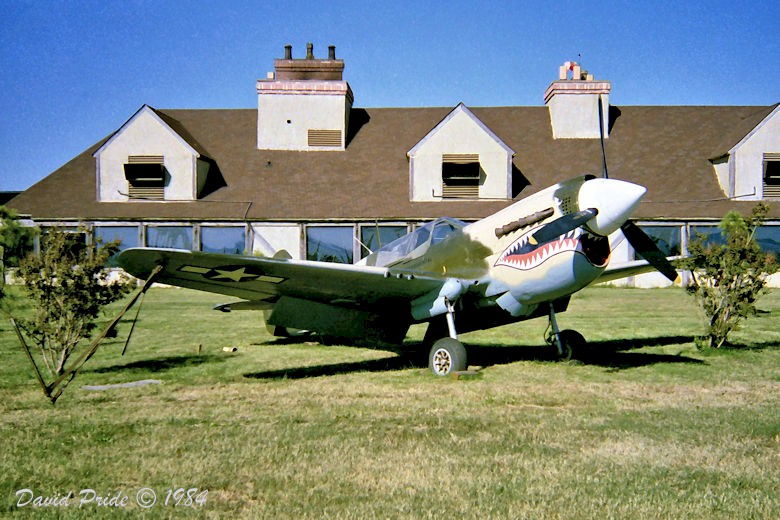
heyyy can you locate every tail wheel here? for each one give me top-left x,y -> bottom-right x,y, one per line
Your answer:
428,338 -> 467,376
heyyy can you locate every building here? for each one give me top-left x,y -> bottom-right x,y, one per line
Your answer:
6,44 -> 780,286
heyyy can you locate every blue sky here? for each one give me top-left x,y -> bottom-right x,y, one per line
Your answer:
1,0 -> 777,191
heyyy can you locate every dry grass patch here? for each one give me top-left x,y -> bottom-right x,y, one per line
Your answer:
1,287 -> 778,518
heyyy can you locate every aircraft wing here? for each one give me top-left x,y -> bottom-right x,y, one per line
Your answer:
593,256 -> 684,285
116,247 -> 447,309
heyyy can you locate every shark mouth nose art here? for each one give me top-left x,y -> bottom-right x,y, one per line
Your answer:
496,228 -> 610,270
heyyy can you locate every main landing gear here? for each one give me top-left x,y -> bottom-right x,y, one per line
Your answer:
428,298 -> 468,376
429,337 -> 467,376
427,300 -> 589,375
545,303 -> 587,361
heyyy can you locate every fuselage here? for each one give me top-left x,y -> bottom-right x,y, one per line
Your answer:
364,175 -> 646,323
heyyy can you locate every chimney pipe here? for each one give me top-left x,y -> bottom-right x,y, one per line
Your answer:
328,45 -> 336,60
284,44 -> 292,60
306,42 -> 314,59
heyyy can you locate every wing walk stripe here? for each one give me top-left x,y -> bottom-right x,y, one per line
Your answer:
180,265 -> 211,274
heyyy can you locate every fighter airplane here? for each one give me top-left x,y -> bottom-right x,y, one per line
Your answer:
117,173 -> 679,376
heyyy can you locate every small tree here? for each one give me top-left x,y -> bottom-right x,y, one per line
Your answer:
13,228 -> 132,376
680,203 -> 777,349
0,206 -> 38,295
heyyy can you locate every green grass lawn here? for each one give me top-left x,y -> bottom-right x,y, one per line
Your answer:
1,286 -> 778,519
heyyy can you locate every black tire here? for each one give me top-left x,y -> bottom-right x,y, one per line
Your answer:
428,337 -> 467,376
556,329 -> 586,361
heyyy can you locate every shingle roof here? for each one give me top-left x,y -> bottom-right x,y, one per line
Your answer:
7,104 -> 779,221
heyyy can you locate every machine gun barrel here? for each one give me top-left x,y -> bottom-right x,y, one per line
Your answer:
495,207 -> 554,238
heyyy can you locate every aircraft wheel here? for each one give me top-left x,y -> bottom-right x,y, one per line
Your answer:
429,338 -> 467,376
555,329 -> 586,361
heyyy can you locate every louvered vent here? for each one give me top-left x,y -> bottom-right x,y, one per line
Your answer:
128,155 -> 164,164
442,154 -> 480,198
764,186 -> 780,198
128,186 -> 164,200
442,153 -> 479,163
125,155 -> 165,200
764,153 -> 780,199
308,129 -> 342,147
442,185 -> 480,198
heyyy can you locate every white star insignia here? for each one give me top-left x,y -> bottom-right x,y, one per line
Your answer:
211,267 -> 258,282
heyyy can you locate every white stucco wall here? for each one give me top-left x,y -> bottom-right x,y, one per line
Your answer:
251,224 -> 301,259
409,108 -> 512,202
546,92 -> 609,139
731,107 -> 780,200
712,158 -> 730,197
257,92 -> 348,151
95,109 -> 198,202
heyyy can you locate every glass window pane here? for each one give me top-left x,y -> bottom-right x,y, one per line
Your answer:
413,225 -> 431,249
689,225 -> 724,248
307,226 -> 353,263
432,220 -> 460,245
755,226 -> 780,255
94,226 -> 139,251
40,227 -> 87,260
146,226 -> 193,250
636,226 -> 681,257
360,226 -> 407,258
201,226 -> 245,255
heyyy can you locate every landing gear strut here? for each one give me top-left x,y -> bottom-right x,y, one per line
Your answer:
428,298 -> 467,376
546,303 -> 586,361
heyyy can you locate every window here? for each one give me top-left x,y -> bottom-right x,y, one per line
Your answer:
94,226 -> 139,252
763,153 -> 780,199
688,225 -> 725,248
362,218 -> 465,266
359,225 -> 408,259
201,226 -> 246,255
125,155 -> 165,200
41,227 -> 87,260
146,225 -> 193,250
635,226 -> 681,258
442,154 -> 480,198
431,219 -> 462,245
755,226 -> 780,255
94,226 -> 139,266
307,226 -> 353,263
689,224 -> 779,256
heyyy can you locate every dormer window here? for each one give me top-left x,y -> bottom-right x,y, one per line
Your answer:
124,155 -> 165,200
408,104 -> 514,202
94,106 -> 213,203
763,153 -> 780,199
442,154 -> 481,199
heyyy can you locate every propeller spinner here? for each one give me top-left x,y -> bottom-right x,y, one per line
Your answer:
530,177 -> 645,245
525,93 -> 679,282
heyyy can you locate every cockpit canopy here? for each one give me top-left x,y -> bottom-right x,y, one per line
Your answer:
359,217 -> 466,267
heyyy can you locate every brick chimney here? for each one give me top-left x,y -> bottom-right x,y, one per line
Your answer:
272,42 -> 345,81
257,44 -> 353,151
544,61 -> 611,139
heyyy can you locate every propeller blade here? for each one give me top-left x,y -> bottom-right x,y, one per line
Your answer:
621,221 -> 678,282
531,208 -> 598,245
598,96 -> 609,179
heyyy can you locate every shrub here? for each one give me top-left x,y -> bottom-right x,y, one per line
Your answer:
13,228 -> 132,375
680,203 -> 777,349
